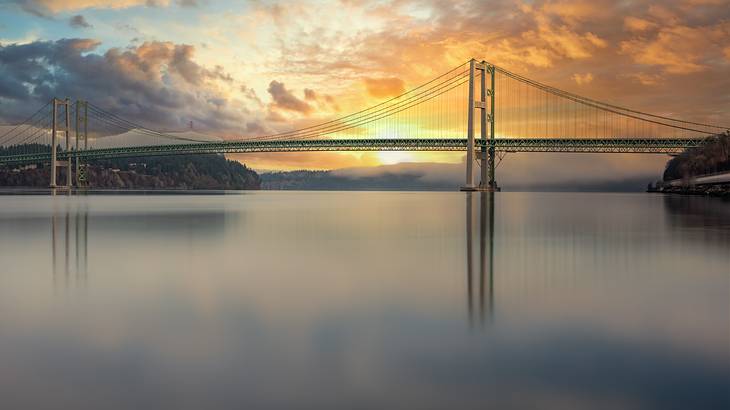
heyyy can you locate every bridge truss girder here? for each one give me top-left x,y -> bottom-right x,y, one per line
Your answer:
0,137 -> 705,166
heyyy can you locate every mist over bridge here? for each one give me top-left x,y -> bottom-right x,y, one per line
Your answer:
1,59 -> 726,190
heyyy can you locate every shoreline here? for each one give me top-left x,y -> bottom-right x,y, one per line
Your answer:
648,184 -> 730,198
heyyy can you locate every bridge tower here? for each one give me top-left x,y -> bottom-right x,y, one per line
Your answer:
74,100 -> 89,187
461,59 -> 498,192
49,98 -> 72,189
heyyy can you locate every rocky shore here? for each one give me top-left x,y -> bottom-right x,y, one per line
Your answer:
650,183 -> 730,198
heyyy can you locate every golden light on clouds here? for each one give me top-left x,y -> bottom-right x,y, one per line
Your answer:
624,16 -> 658,32
3,0 -> 730,172
572,73 -> 594,85
363,77 -> 406,99
619,24 -> 729,74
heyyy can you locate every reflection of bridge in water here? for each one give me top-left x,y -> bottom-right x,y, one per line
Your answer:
466,192 -> 495,326
51,195 -> 88,288
463,193 -> 730,327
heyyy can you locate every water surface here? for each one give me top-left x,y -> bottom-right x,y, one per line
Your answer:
0,192 -> 728,409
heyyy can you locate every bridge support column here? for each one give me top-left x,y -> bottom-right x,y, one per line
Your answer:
49,98 -> 72,190
65,98 -> 71,189
50,98 -> 58,189
487,64 -> 498,191
463,60 -> 498,192
74,101 -> 88,187
479,61 -> 488,188
461,59 -> 476,191
75,100 -> 80,187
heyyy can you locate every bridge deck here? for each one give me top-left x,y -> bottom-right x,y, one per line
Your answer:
0,137 -> 705,165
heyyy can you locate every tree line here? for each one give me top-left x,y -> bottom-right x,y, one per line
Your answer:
663,132 -> 730,181
0,145 -> 260,190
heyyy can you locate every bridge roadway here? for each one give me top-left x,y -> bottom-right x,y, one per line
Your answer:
0,137 -> 706,166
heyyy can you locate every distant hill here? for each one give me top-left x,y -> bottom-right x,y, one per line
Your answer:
261,169 -> 653,192
88,154 -> 260,189
1,128 -> 259,189
261,169 -> 455,191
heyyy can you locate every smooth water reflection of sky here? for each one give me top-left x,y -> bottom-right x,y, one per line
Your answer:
0,192 -> 728,409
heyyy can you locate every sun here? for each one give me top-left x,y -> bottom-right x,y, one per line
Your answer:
376,151 -> 416,165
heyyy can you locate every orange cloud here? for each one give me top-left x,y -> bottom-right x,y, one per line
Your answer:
624,17 -> 657,32
522,24 -> 607,60
572,73 -> 594,85
620,23 -> 728,74
646,5 -> 680,23
520,2 -> 609,59
363,77 -> 406,99
541,0 -> 605,24
488,40 -> 554,68
625,72 -> 664,86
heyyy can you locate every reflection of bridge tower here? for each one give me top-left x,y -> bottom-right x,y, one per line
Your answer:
466,192 -> 495,326
51,198 -> 88,288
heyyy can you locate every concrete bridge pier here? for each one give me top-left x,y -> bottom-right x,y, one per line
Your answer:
461,59 -> 477,191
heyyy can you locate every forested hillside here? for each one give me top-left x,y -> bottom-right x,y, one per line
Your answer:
663,132 -> 730,180
0,150 -> 260,190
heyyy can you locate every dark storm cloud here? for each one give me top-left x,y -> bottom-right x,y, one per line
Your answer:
69,15 -> 92,28
0,38 -> 261,134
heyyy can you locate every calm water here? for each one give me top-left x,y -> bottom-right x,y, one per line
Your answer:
0,192 -> 728,409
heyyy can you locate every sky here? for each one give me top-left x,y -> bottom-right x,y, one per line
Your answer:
1,0 -> 729,181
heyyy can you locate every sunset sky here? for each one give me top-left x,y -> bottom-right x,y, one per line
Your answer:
1,0 -> 729,178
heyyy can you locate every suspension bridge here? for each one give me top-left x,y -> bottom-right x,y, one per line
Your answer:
1,59 -> 726,190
